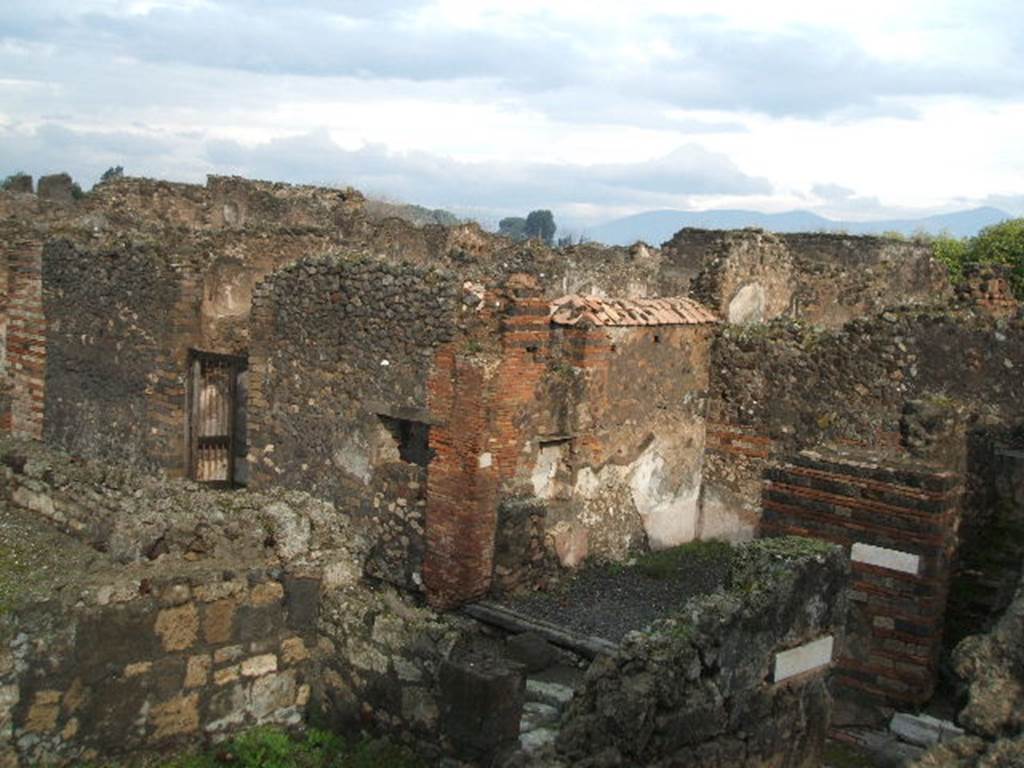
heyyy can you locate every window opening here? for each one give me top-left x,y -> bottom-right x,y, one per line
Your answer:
378,415 -> 434,468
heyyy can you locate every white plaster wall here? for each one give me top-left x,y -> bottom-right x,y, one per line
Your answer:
569,432 -> 707,557
697,486 -> 758,542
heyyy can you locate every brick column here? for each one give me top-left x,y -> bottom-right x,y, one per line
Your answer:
423,348 -> 496,609
423,296 -> 552,609
762,449 -> 962,707
5,235 -> 45,439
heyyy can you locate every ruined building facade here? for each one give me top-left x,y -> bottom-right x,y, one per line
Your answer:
1,174 -> 1022,766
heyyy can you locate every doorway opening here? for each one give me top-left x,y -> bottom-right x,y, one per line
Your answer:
187,350 -> 248,487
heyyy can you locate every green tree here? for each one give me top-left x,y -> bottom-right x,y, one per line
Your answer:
525,209 -> 556,245
498,216 -> 527,240
99,165 -> 124,184
972,219 -> 1024,296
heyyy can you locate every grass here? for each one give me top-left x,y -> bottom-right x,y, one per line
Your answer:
635,539 -> 734,580
823,740 -> 877,768
88,727 -> 426,768
0,543 -> 28,616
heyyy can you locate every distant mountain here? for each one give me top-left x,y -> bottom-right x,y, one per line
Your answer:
584,206 -> 1013,246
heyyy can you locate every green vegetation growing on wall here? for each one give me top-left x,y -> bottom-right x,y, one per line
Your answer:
931,218 -> 1024,297
90,727 -> 425,768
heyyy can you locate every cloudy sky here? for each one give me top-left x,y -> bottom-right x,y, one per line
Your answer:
1,0 -> 1022,229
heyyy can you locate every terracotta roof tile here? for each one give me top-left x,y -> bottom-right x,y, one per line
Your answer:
549,295 -> 718,327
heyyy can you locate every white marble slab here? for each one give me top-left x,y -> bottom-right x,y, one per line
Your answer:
851,542 -> 920,575
773,635 -> 834,682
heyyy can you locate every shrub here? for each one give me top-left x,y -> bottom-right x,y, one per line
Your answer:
930,218 -> 1024,298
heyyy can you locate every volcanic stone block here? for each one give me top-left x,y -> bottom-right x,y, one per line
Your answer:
283,575 -> 320,635
440,655 -> 525,760
506,632 -> 558,674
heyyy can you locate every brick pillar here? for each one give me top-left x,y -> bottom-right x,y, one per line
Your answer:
5,236 -> 45,439
423,296 -> 553,609
762,449 -> 962,707
423,349 -> 497,609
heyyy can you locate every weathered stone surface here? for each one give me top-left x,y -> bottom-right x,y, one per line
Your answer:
283,575 -> 320,634
891,712 -> 963,748
154,604 -> 199,652
507,633 -> 559,674
440,654 -> 525,760
149,692 -> 199,740
555,538 -> 847,767
526,680 -> 574,709
912,568 -> 1024,768
249,670 -> 297,721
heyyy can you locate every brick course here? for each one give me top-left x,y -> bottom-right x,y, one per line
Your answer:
762,448 -> 962,706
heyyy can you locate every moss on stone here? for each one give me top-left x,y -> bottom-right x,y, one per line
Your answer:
635,538 -> 735,580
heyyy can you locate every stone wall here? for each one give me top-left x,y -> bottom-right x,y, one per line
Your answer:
1,568 -> 316,767
1,224 -> 44,441
0,437 -> 484,766
248,254 -> 461,594
315,583 -> 479,762
0,438 -> 358,766
520,323 -> 715,564
763,449 -> 963,709
912,565 -> 1024,767
37,227 -> 354,477
702,309 -> 1024,538
662,229 -> 951,328
42,239 -> 183,472
554,538 -> 849,768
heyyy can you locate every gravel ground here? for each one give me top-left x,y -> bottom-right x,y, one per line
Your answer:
503,547 -> 733,642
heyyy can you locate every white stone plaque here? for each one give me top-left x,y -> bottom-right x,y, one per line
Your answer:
850,542 -> 920,575
773,635 -> 834,682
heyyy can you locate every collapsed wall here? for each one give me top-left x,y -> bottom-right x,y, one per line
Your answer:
661,229 -> 951,328
702,308 -> 1024,539
0,438 -> 479,767
2,438 -> 855,768
554,538 -> 848,768
913,564 -> 1024,767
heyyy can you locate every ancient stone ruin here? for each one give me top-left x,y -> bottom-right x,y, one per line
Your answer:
0,173 -> 1021,767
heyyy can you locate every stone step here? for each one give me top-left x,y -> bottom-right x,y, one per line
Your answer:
521,701 -> 560,732
890,712 -> 965,748
519,727 -> 558,755
525,678 -> 574,710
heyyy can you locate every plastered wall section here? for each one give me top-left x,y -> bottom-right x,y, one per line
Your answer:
561,323 -> 713,558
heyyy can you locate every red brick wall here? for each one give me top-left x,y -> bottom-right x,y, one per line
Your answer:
4,233 -> 45,439
762,449 -> 962,706
423,349 -> 496,608
422,296 -> 552,609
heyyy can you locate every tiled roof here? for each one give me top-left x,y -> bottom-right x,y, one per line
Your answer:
549,295 -> 718,327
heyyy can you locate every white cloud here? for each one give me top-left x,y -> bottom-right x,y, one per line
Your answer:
0,0 -> 1021,224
